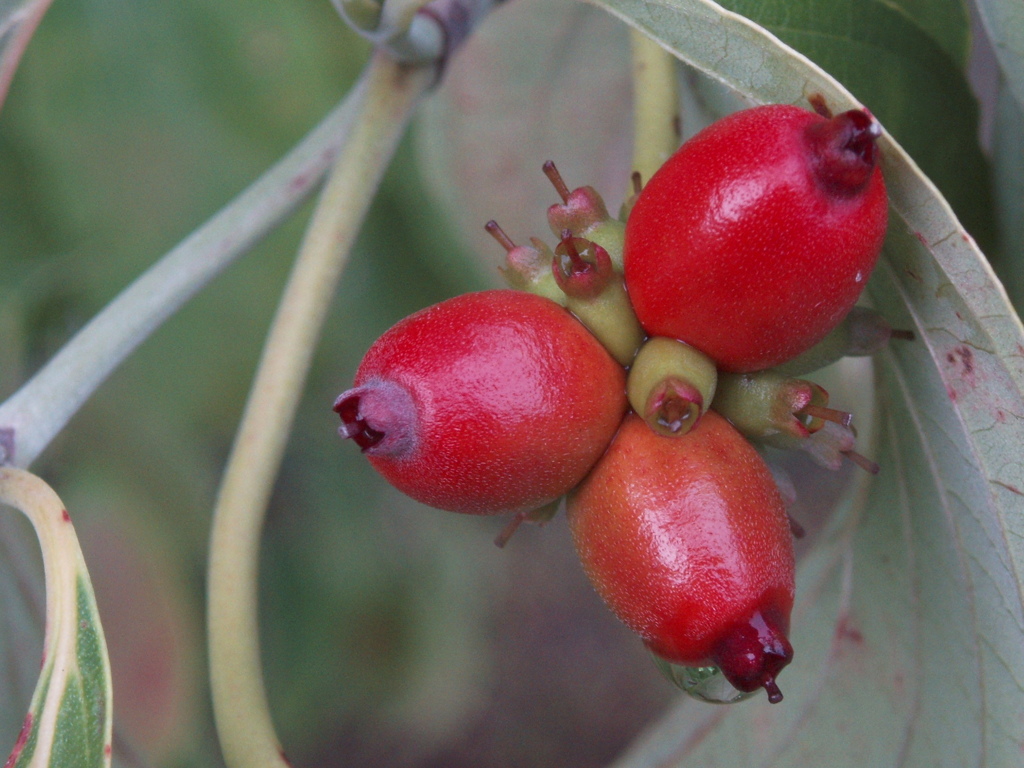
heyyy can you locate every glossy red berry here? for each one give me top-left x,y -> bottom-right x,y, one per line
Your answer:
624,104 -> 888,372
334,290 -> 628,515
567,411 -> 795,702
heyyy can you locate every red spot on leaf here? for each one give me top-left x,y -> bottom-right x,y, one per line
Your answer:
288,172 -> 311,193
914,231 -> 928,246
947,387 -> 958,402
4,713 -> 33,768
836,617 -> 864,645
994,481 -> 1024,497
104,744 -> 112,757
62,508 -> 71,523
946,345 -> 977,393
997,410 -> 1007,423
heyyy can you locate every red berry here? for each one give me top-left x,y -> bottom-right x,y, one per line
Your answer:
624,104 -> 888,372
567,412 -> 795,702
334,290 -> 628,515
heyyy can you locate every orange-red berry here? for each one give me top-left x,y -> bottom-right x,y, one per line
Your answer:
568,412 -> 795,702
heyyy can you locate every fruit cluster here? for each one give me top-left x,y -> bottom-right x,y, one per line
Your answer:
335,103 -> 899,704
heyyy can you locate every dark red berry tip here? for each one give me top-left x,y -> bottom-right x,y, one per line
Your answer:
806,108 -> 882,195
712,609 -> 793,703
334,380 -> 417,457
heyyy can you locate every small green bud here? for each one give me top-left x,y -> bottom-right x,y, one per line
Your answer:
552,234 -> 644,366
627,337 -> 718,436
713,371 -> 852,441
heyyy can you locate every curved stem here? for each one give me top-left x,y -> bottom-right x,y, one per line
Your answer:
206,50 -> 432,768
0,467 -> 113,767
0,73 -> 371,469
629,28 -> 680,189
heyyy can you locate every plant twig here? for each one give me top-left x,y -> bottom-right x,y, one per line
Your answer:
0,76 -> 371,469
206,50 -> 433,768
629,28 -> 680,189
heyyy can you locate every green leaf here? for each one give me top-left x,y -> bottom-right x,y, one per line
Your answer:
0,468 -> 112,768
0,0 -> 55,113
714,0 -> 993,251
990,85 -> 1024,311
581,1 -> 1024,764
975,0 -> 1024,111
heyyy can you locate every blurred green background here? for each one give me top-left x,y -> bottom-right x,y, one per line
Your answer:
0,1 -> 672,766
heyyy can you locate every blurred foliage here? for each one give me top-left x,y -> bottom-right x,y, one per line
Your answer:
0,1 -> 670,767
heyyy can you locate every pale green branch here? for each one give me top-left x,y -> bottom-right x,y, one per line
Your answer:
0,74 -> 370,469
629,27 -> 680,189
206,50 -> 434,768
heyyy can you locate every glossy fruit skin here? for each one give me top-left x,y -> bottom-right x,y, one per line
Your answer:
624,104 -> 888,373
567,412 -> 794,677
337,290 -> 628,515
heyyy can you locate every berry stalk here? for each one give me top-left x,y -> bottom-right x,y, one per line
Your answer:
553,234 -> 645,366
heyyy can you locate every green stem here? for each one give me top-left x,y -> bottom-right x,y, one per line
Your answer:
0,72 -> 371,469
206,50 -> 432,768
629,28 -> 680,189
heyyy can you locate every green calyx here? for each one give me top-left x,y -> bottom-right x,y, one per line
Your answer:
713,371 -> 851,442
776,306 -> 914,377
627,337 -> 718,436
553,234 -> 645,366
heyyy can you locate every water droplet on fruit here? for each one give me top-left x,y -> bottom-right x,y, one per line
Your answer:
855,271 -> 864,283
650,655 -> 758,704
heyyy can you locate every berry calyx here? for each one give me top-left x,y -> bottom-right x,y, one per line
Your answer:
334,378 -> 415,454
486,220 -> 565,305
335,290 -> 627,515
626,337 -> 717,437
542,160 -> 626,270
711,609 -> 793,703
712,371 -> 850,441
553,233 -> 613,300
568,412 -> 795,702
805,109 -> 883,195
623,104 -> 888,372
551,232 -> 645,367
